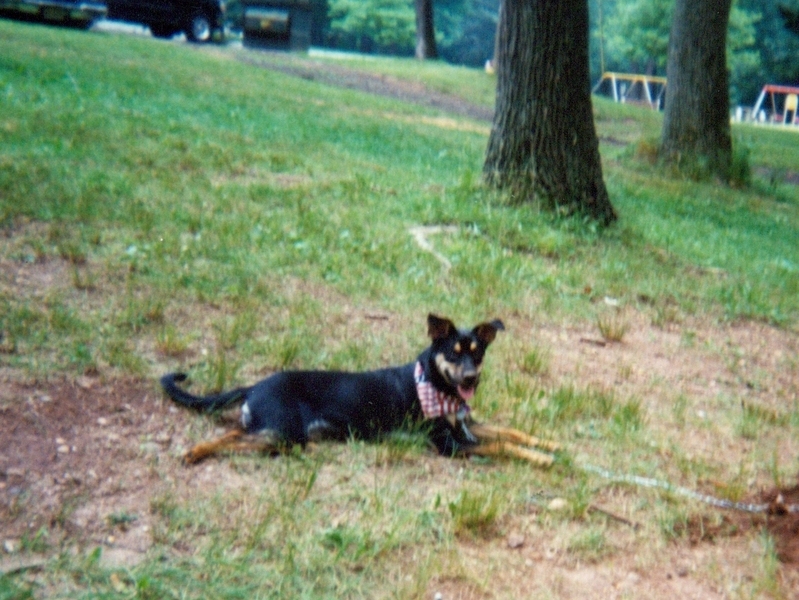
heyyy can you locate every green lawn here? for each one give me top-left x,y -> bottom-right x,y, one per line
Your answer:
1,19 -> 798,599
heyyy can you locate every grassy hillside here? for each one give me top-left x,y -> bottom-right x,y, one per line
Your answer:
1,19 -> 798,599
2,22 -> 798,381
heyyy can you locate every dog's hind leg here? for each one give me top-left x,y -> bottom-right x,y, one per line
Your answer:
183,429 -> 284,464
466,441 -> 554,468
183,430 -> 243,464
467,423 -> 560,453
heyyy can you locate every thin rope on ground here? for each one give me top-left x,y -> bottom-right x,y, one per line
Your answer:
578,461 -> 799,514
408,226 -> 458,270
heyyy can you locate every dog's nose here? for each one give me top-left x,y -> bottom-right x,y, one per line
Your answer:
462,374 -> 478,389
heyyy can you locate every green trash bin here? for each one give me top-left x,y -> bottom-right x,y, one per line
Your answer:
242,0 -> 310,51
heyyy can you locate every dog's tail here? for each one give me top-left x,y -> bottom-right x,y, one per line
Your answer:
160,373 -> 249,413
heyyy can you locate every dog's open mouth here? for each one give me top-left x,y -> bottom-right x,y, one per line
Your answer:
457,385 -> 476,402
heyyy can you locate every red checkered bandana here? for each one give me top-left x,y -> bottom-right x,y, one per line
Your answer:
414,361 -> 469,420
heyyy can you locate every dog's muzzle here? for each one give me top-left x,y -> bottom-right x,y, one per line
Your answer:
434,353 -> 480,401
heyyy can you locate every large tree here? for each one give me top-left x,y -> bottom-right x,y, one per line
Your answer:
483,0 -> 616,225
414,0 -> 438,59
595,0 -> 760,104
660,0 -> 733,178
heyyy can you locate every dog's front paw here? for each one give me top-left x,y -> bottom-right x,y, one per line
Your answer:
459,420 -> 478,444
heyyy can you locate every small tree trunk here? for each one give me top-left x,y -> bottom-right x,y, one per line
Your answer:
660,0 -> 732,178
484,0 -> 615,225
415,0 -> 438,60
780,4 -> 799,36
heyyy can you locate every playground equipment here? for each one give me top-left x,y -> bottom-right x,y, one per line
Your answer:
749,84 -> 799,125
592,72 -> 666,111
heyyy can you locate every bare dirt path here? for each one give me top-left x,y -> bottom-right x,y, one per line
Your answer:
231,48 -> 495,122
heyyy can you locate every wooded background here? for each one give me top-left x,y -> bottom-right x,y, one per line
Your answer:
285,0 -> 799,107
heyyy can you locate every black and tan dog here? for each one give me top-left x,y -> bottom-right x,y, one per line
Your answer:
161,314 -> 558,466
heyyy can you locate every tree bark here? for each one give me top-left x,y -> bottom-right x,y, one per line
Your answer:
779,4 -> 799,37
415,0 -> 438,60
660,0 -> 732,178
483,0 -> 615,225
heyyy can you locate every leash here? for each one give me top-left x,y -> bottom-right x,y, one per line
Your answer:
576,461 -> 799,514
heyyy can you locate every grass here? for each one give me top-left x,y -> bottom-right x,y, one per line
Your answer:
0,19 -> 797,599
596,307 -> 629,343
301,47 -> 498,108
448,488 -> 501,537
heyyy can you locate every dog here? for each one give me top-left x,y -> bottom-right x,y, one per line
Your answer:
161,314 -> 558,466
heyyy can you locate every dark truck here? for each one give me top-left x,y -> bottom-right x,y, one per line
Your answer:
105,0 -> 225,42
0,0 -> 106,28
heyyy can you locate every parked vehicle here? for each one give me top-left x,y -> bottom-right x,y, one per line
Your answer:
105,0 -> 225,42
0,0 -> 106,29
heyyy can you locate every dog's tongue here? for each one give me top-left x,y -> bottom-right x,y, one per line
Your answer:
457,386 -> 475,402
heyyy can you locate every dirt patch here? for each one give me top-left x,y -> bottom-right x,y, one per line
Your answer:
0,376 -> 190,561
670,484 -> 799,577
525,311 -> 799,476
763,485 -> 799,567
231,50 -> 495,123
754,166 -> 799,186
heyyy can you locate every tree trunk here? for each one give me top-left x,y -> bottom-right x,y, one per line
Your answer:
415,0 -> 438,60
779,4 -> 799,37
660,0 -> 732,178
483,0 -> 615,225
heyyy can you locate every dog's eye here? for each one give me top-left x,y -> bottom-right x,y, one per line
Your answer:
454,342 -> 461,353
470,341 -> 478,352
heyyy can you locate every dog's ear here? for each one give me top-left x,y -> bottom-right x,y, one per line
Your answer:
473,319 -> 505,345
427,314 -> 457,341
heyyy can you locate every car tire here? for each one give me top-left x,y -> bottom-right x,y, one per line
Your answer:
185,13 -> 212,43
